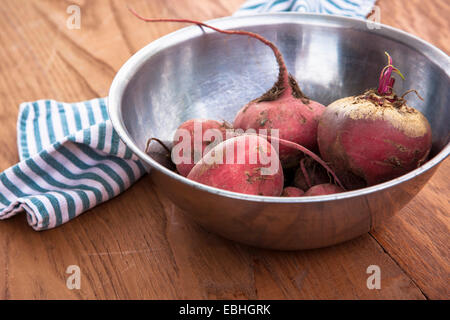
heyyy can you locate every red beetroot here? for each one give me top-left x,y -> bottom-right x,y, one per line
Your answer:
304,184 -> 344,196
128,8 -> 325,167
318,53 -> 432,188
282,187 -> 305,197
233,75 -> 325,168
172,119 -> 232,176
187,135 -> 284,196
231,43 -> 325,167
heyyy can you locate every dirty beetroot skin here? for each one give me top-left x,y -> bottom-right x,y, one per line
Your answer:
187,135 -> 284,196
172,119 -> 232,177
318,53 -> 432,188
128,8 -> 325,168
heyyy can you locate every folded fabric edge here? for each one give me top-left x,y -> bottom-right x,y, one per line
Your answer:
0,136 -> 147,231
4,107 -> 148,230
0,198 -> 41,230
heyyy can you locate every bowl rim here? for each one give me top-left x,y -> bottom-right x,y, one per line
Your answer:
108,12 -> 450,203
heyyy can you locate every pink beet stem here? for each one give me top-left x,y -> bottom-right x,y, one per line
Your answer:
128,7 -> 290,94
377,52 -> 405,96
300,158 -> 312,188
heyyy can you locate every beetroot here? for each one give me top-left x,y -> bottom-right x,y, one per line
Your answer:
187,135 -> 284,196
128,9 -> 325,167
282,187 -> 305,197
294,157 -> 330,191
233,79 -> 325,168
304,184 -> 345,196
318,53 -> 432,188
231,45 -> 325,167
185,131 -> 342,196
172,119 -> 232,176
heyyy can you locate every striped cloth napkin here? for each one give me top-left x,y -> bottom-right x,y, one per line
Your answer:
0,99 -> 146,230
0,0 -> 375,230
235,0 -> 375,18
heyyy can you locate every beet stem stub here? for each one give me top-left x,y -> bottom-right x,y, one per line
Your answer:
377,52 -> 405,96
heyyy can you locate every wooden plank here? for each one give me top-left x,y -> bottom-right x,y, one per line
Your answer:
377,0 -> 450,53
0,175 -> 426,299
371,0 -> 450,300
0,0 -> 447,299
370,160 -> 450,299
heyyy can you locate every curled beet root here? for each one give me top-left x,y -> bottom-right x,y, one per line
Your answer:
294,157 -> 330,191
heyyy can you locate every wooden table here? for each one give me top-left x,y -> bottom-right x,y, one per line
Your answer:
0,0 -> 448,300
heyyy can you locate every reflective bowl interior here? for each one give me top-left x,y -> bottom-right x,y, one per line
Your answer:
119,14 -> 449,163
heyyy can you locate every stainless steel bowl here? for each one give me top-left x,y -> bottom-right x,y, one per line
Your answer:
109,13 -> 450,250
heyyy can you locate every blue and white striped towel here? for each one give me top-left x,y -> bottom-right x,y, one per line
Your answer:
235,0 -> 375,18
0,99 -> 146,230
0,0 -> 375,230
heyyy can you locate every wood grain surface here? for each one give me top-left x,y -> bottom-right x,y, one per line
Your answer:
0,0 -> 448,300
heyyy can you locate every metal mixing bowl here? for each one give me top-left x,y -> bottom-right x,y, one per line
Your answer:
109,13 -> 449,250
